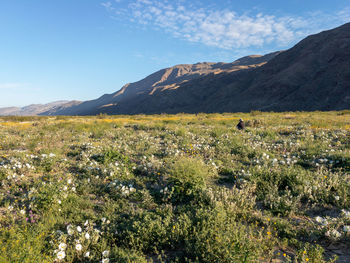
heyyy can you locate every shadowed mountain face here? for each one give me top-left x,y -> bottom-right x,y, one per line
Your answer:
40,52 -> 281,115
0,101 -> 81,116
41,22 -> 350,115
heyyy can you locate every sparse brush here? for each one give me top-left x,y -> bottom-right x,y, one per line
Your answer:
0,112 -> 348,262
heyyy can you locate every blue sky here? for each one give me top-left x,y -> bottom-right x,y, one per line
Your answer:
0,0 -> 349,107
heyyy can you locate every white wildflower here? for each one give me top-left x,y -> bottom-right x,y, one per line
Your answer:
67,225 -> 74,235
341,209 -> 350,218
76,243 -> 82,251
102,250 -> 110,257
68,228 -> 74,235
57,251 -> 66,260
58,243 -> 67,251
325,229 -> 341,239
315,216 -> 328,226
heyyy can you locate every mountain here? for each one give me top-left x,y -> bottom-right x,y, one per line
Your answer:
0,107 -> 21,116
40,52 -> 281,115
44,22 -> 350,116
0,101 -> 81,116
213,22 -> 350,112
33,23 -> 350,115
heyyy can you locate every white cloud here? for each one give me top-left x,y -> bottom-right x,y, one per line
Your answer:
102,1 -> 350,50
338,7 -> 350,23
101,1 -> 112,10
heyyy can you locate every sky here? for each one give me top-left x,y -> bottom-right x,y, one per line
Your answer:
0,0 -> 350,107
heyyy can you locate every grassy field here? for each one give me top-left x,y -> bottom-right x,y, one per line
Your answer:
0,111 -> 349,263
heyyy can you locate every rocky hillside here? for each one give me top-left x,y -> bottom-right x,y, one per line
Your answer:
40,52 -> 281,115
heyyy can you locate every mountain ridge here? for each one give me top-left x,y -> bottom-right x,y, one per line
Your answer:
78,22 -> 350,114
40,51 -> 282,115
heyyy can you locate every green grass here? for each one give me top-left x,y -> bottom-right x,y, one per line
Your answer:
0,111 -> 349,262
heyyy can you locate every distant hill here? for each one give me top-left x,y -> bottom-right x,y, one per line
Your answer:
0,101 -> 81,116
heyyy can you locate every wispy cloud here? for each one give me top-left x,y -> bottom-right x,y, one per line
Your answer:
338,7 -> 350,23
102,0 -> 350,50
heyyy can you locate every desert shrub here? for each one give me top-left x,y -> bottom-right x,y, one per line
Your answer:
251,167 -> 305,215
262,183 -> 301,216
175,127 -> 187,137
183,207 -> 269,263
0,169 -> 6,181
257,129 -> 278,140
210,127 -> 226,138
206,184 -> 257,217
167,157 -> 212,203
301,169 -> 350,207
110,247 -> 147,263
245,119 -> 264,127
32,182 -> 61,211
229,137 -> 253,158
250,110 -> 263,116
337,110 -> 350,115
0,224 -> 52,263
122,209 -> 175,253
295,243 -> 337,263
92,149 -> 130,166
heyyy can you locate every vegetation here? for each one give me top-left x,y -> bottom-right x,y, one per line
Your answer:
0,111 -> 349,262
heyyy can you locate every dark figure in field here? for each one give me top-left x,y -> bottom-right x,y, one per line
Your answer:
237,118 -> 245,130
